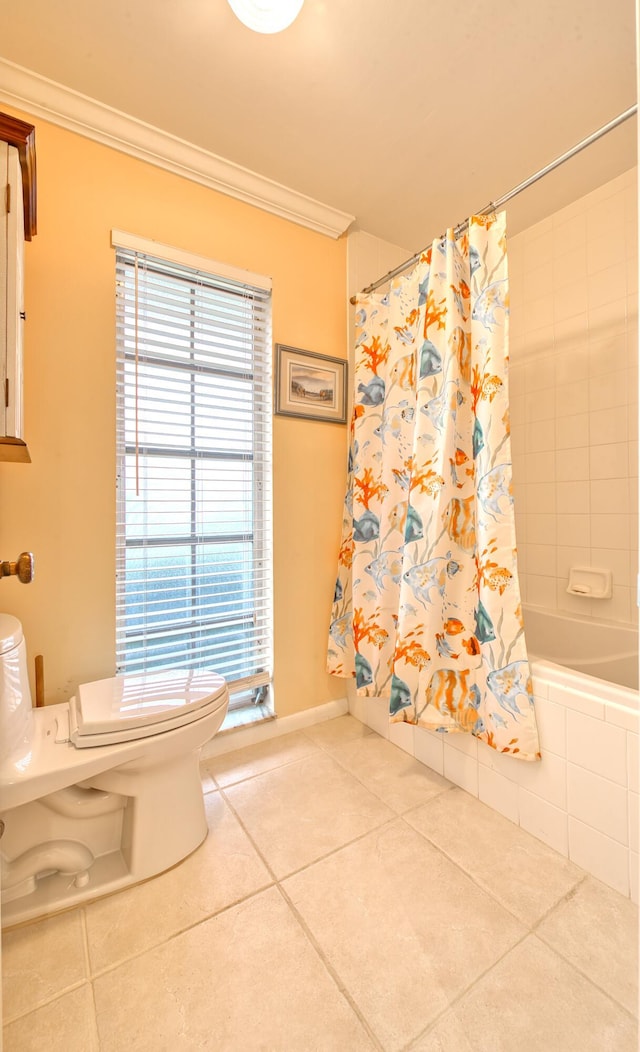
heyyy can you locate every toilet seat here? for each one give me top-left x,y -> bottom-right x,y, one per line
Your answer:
68,669 -> 228,748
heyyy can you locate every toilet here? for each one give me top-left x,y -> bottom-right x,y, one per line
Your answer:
0,613 -> 229,926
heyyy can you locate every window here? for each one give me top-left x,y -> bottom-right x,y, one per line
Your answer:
114,232 -> 273,713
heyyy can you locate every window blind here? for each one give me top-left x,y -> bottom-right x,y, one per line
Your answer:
114,238 -> 273,709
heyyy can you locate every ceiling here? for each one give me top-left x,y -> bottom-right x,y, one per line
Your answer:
1,0 -> 637,250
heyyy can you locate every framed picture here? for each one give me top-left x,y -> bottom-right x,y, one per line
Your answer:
274,344 -> 347,424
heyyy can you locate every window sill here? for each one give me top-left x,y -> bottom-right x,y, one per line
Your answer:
219,702 -> 276,735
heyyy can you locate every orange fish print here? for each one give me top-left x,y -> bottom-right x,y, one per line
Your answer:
449,447 -> 470,488
426,668 -> 471,715
387,501 -> 408,533
485,566 -> 513,595
426,668 -> 484,733
442,496 -> 476,554
390,352 -> 415,390
443,618 -> 465,635
462,635 -> 481,655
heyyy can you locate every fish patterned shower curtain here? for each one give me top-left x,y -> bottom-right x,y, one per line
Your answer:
328,212 -> 540,761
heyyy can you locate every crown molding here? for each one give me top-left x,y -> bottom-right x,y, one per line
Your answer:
0,58 -> 355,239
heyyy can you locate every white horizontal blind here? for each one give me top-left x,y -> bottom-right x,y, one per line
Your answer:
115,243 -> 273,707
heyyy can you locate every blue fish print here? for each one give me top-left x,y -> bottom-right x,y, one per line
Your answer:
355,330 -> 368,347
403,557 -> 451,607
404,505 -> 423,543
474,600 -> 495,643
469,244 -> 481,276
477,464 -> 513,520
333,578 -> 343,603
355,652 -> 373,689
353,509 -> 380,542
471,279 -> 508,330
468,683 -> 482,709
472,416 -> 484,458
389,674 -> 412,715
394,326 -> 415,345
436,634 -> 457,659
418,274 -> 430,306
419,340 -> 442,379
355,308 -> 367,326
420,384 -> 455,432
487,660 -> 533,719
365,550 -> 403,590
358,377 -> 385,406
374,402 -> 413,443
329,613 -> 352,648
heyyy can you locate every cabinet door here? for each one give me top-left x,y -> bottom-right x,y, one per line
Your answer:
3,143 -> 25,440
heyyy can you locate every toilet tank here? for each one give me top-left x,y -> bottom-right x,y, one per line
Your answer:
0,614 -> 33,762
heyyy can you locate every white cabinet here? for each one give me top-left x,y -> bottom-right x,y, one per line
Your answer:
0,113 -> 36,464
0,142 -> 25,452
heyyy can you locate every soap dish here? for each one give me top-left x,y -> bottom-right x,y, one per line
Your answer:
566,566 -> 612,599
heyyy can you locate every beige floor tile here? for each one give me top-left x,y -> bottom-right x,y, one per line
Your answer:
2,909 -> 88,1022
223,750 -> 395,878
537,876 -> 639,1016
85,790 -> 271,973
93,886 -> 377,1051
3,984 -> 99,1052
303,713 -> 373,750
406,787 -> 583,925
330,733 -> 453,813
411,935 -> 638,1052
283,819 -> 526,1051
202,729 -> 320,787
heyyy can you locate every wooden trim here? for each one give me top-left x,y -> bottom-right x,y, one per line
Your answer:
0,112 -> 36,239
0,437 -> 31,462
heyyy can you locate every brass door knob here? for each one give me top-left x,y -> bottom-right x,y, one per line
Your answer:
0,552 -> 35,583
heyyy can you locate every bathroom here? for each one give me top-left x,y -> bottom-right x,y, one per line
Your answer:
0,1 -> 638,1049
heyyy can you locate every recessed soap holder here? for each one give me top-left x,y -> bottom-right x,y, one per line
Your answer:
566,566 -> 612,599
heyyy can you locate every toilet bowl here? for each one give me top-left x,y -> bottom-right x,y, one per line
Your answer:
0,614 -> 229,926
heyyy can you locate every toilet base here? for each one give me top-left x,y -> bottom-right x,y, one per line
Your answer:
1,748 -> 210,928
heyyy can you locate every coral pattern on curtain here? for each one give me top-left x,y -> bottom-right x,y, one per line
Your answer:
328,212 -> 540,761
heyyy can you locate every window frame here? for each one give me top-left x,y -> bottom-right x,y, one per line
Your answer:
113,231 -> 273,711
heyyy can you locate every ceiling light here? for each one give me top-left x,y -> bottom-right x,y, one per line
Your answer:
227,0 -> 304,34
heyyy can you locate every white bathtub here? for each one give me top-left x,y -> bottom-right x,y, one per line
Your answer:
352,602 -> 639,900
523,604 -> 639,693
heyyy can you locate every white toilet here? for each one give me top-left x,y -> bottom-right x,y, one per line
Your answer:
0,613 -> 229,926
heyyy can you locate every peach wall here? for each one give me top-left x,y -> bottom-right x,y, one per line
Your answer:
0,109 -> 348,717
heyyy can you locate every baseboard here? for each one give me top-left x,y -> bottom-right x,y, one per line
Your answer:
200,697 -> 349,760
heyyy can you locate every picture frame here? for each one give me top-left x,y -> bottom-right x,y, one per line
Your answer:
274,344 -> 347,424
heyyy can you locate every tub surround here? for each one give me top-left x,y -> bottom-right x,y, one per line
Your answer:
509,166 -> 638,628
350,664 -> 639,902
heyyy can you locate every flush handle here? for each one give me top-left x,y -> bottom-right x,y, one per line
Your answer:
0,551 -> 35,583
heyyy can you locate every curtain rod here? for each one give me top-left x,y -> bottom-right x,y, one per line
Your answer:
350,104 -> 638,305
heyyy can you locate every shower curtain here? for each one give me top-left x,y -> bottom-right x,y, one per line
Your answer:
328,212 -> 540,761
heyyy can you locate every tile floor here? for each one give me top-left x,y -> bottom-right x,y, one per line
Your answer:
2,715 -> 638,1051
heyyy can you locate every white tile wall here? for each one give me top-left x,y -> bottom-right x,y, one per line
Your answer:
353,673 -> 639,903
509,168 -> 638,626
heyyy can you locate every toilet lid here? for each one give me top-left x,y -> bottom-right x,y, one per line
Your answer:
72,669 -> 227,737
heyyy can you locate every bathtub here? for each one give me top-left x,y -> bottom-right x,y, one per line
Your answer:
351,602 -> 639,900
523,604 -> 639,693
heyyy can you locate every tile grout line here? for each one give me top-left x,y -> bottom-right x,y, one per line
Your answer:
204,723 -> 378,792
397,804 -> 584,932
399,928 -> 534,1051
275,882 -> 387,1052
2,978 -> 90,1027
